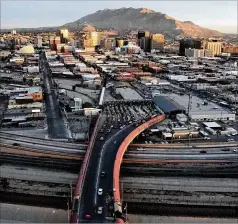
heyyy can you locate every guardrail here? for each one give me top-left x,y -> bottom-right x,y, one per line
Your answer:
70,114 -> 101,223
113,114 -> 165,223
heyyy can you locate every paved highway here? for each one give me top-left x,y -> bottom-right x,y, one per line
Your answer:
79,121 -> 135,222
40,53 -> 68,139
74,100 -> 160,223
0,140 -> 85,154
0,132 -> 86,148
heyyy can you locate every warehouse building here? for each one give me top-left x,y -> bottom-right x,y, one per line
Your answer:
153,95 -> 186,117
153,93 -> 235,121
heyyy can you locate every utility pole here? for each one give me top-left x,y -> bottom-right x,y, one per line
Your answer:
187,94 -> 192,147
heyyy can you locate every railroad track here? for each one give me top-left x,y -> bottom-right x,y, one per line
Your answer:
0,144 -> 84,160
130,142 -> 238,148
0,131 -> 87,149
122,158 -> 236,164
122,166 -> 238,178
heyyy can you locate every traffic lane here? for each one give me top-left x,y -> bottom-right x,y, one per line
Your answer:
81,126 -> 135,222
79,140 -> 103,220
82,131 -> 119,220
79,131 -> 117,221
97,126 -> 136,219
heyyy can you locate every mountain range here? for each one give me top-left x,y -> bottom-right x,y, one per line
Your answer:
3,7 -> 223,38
62,7 -> 222,38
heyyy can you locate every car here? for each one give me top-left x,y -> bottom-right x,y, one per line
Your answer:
85,214 -> 91,219
222,148 -> 230,151
226,134 -> 231,137
101,171 -> 105,177
227,139 -> 235,142
200,150 -> 207,153
204,137 -> 211,140
98,188 -> 103,195
100,137 -> 104,141
12,143 -> 20,146
137,148 -> 145,151
97,207 -> 103,215
114,141 -> 117,144
233,149 -> 238,152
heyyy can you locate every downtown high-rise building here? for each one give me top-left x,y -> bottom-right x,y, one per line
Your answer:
137,30 -> 150,52
34,36 -> 42,48
179,38 -> 202,56
60,29 -> 69,43
204,39 -> 222,56
150,34 -> 165,52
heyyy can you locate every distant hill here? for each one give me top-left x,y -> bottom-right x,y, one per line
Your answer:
62,7 -> 223,38
1,7 -> 223,38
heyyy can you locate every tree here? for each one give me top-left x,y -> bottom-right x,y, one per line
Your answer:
83,102 -> 93,108
28,79 -> 33,86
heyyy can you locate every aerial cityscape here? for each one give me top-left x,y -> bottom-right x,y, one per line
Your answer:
0,1 -> 238,223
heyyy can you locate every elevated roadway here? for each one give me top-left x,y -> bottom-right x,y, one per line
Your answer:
70,101 -> 164,223
113,114 -> 165,223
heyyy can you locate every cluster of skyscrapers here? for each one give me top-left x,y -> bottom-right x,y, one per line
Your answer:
180,38 -> 223,57
137,30 -> 165,52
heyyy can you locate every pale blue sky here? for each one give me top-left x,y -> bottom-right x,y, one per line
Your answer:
1,1 -> 237,33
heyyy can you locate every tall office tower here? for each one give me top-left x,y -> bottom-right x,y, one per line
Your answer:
49,36 -> 55,50
179,38 -> 202,56
116,38 -> 124,47
60,29 -> 69,43
138,30 -> 146,40
204,39 -> 222,56
34,36 -> 42,48
150,34 -> 165,52
11,29 -> 16,35
137,30 -> 150,52
100,38 -> 115,50
90,31 -> 100,46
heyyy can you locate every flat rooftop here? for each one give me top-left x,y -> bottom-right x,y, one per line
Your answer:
116,87 -> 143,101
164,93 -> 233,116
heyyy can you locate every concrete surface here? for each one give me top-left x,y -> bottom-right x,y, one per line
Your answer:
128,214 -> 238,223
0,203 -> 68,223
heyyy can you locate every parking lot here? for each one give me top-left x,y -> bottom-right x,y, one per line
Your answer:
96,101 -> 158,141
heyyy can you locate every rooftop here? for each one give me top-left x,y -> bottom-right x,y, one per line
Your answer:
116,87 -> 143,101
164,93 -> 232,116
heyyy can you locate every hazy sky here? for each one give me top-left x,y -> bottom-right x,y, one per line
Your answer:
1,1 -> 237,33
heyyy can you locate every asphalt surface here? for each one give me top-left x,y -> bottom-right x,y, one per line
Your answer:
40,53 -> 68,139
0,203 -> 68,223
79,119 -> 135,222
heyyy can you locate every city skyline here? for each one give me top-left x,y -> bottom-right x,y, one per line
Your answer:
1,1 -> 237,33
